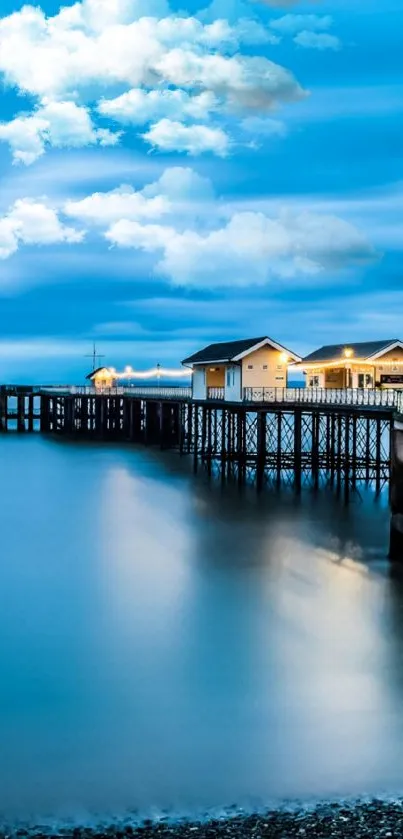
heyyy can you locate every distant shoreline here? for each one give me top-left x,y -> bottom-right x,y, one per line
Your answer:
1,800 -> 403,839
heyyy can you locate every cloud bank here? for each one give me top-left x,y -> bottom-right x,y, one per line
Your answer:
0,0 -> 308,162
0,167 -> 377,287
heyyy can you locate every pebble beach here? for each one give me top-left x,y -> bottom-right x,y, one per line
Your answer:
3,802 -> 403,839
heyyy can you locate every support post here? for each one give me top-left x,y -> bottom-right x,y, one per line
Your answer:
344,413 -> 350,505
17,395 -> 25,432
375,417 -> 382,496
256,411 -> 266,492
207,406 -> 213,477
28,394 -> 35,432
221,409 -> 227,484
312,411 -> 319,490
193,405 -> 199,473
40,395 -> 50,433
276,411 -> 282,487
389,422 -> 403,561
294,409 -> 302,494
351,415 -> 357,490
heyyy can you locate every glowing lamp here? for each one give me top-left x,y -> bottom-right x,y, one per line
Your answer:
280,353 -> 289,363
343,348 -> 353,359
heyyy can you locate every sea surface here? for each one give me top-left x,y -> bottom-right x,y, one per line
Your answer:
1,435 -> 403,821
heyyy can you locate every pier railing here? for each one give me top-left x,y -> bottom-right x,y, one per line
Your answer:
67,385 -> 193,399
36,384 -> 403,413
207,387 -> 225,400
243,387 -> 403,412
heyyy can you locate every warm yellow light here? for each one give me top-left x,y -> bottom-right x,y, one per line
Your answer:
344,348 -> 354,358
280,352 -> 289,363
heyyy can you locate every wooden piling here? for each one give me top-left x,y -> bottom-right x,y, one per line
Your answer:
389,422 -> 403,561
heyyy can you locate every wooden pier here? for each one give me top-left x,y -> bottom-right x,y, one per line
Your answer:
3,383 -> 403,558
0,385 -> 394,497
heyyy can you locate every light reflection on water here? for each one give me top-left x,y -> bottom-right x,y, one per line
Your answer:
0,435 -> 402,818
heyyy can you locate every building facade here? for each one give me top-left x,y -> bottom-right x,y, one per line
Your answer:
296,339 -> 403,389
87,367 -> 117,390
182,336 -> 301,402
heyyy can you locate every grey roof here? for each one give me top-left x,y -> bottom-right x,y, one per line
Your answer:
301,339 -> 401,364
182,336 -> 300,365
182,337 -> 267,365
86,366 -> 110,380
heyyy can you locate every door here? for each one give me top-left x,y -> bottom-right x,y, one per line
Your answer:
357,372 -> 373,389
224,366 -> 241,402
192,367 -> 207,400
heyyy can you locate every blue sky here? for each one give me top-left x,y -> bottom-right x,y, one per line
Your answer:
0,0 -> 401,382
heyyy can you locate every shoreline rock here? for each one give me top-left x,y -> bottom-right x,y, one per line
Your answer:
2,801 -> 403,839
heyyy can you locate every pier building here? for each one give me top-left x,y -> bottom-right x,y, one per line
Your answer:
182,336 -> 301,402
87,367 -> 118,390
297,339 -> 403,390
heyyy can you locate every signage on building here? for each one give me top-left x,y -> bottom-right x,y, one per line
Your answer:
380,374 -> 403,385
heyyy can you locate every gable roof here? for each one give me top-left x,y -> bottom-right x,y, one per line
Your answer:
182,336 -> 301,365
86,367 -> 113,380
300,339 -> 402,365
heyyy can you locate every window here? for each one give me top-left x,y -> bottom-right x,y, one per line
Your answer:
263,364 -> 268,370
247,364 -> 253,370
358,373 -> 373,388
309,375 -> 320,387
226,371 -> 231,387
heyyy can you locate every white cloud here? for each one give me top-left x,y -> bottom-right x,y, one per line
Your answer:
143,167 -> 215,201
0,167 -> 379,287
73,0 -> 171,29
0,198 -> 84,259
256,0 -> 320,6
98,89 -> 218,125
105,206 -> 377,286
0,6 -> 295,100
241,116 -> 287,137
233,18 -> 280,45
270,14 -> 332,34
0,100 -> 120,165
294,31 -> 341,50
155,51 -> 307,111
0,115 -> 49,166
0,0 -> 306,159
142,119 -> 231,156
64,185 -> 169,223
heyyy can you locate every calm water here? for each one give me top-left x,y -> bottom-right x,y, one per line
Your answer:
1,436 -> 403,820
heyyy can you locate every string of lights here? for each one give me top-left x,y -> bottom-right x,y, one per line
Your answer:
107,366 -> 193,380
